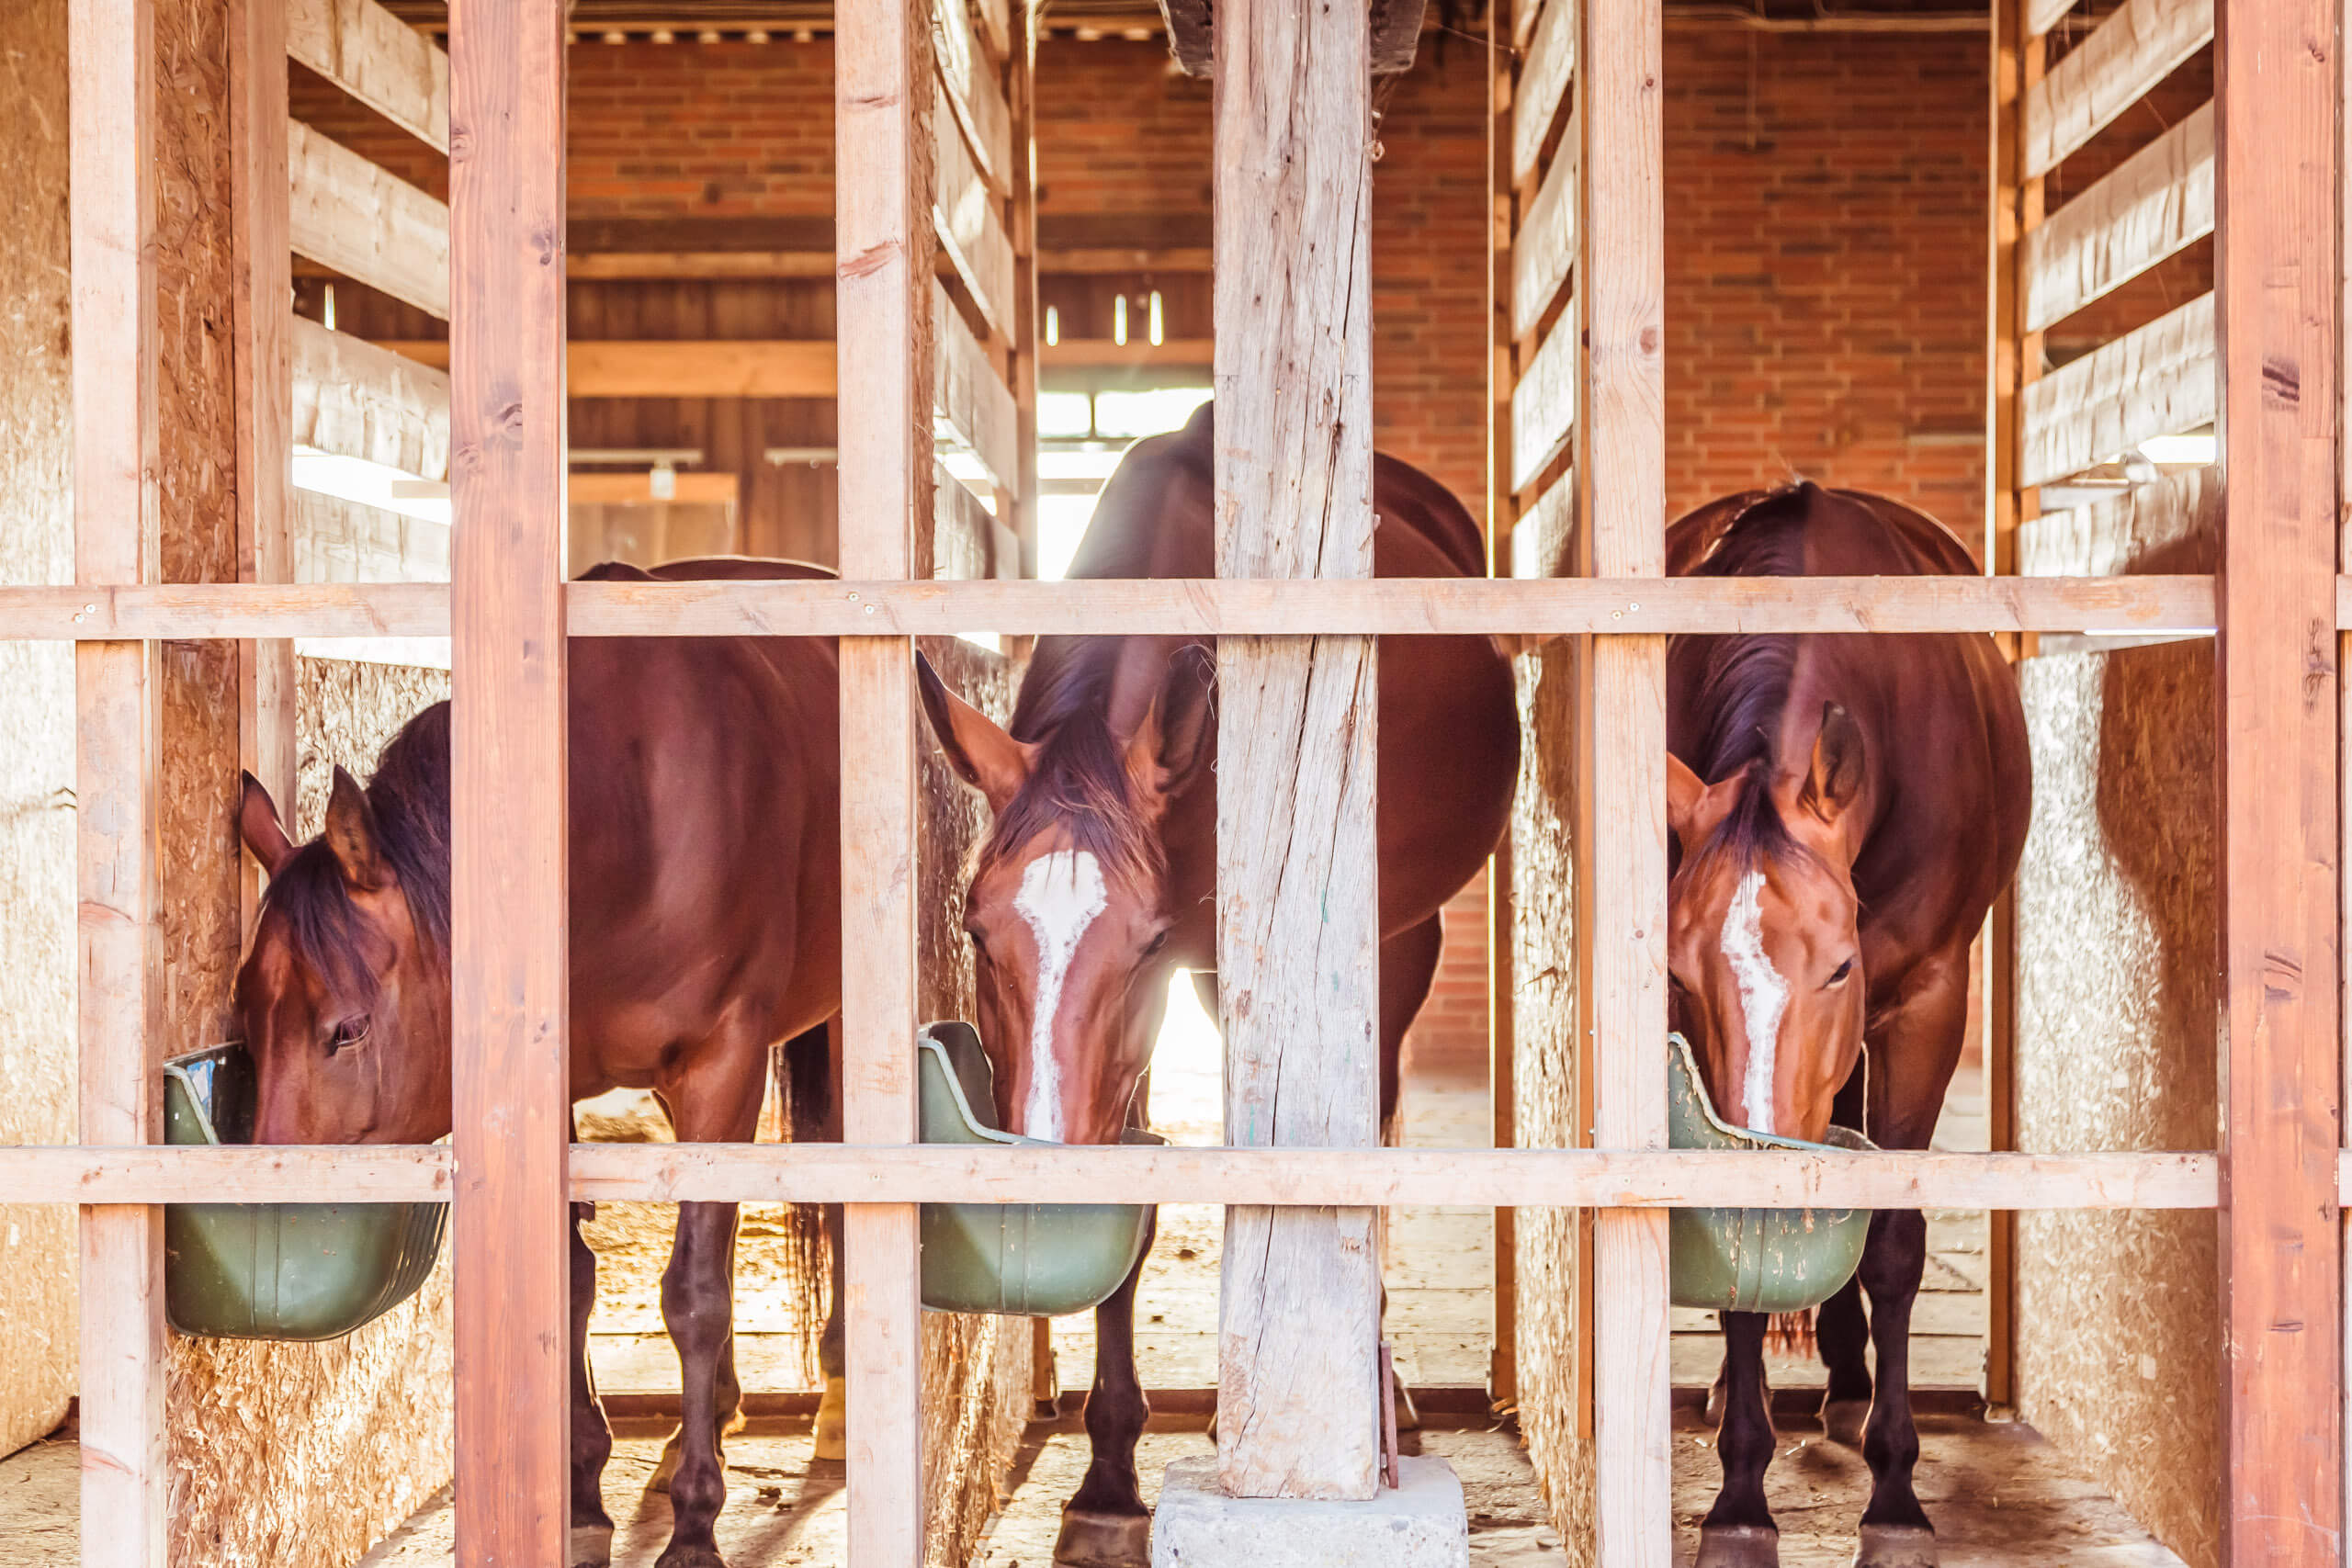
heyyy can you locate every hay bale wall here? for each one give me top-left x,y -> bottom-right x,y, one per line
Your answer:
1509,640 -> 1595,1563
0,0 -> 83,1461
166,659 -> 454,1568
915,636 -> 1033,1565
2012,483 -> 2219,1568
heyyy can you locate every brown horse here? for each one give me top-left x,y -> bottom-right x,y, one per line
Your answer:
917,400 -> 1521,1567
1664,483 -> 2030,1568
232,558 -> 842,1568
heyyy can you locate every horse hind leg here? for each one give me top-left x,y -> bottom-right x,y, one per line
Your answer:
1057,1211 -> 1157,1568
1376,915 -> 1444,1448
570,1200 -> 618,1568
1696,1311 -> 1781,1567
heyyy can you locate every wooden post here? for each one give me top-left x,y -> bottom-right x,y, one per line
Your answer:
2214,0 -> 2342,1557
836,0 -> 931,1556
232,0 -> 296,929
1004,3 -> 1040,581
448,0 -> 571,1558
69,0 -> 168,1557
1212,0 -> 1383,1503
1486,0 -> 1521,1415
1579,0 -> 1670,1558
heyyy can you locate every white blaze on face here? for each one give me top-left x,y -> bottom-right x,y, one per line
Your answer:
1012,849 -> 1109,1140
1719,868 -> 1791,1136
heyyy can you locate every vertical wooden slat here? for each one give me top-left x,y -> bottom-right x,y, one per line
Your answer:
1004,3 -> 1040,580
448,0 -> 571,1558
1487,0 -> 1522,1416
232,0 -> 296,926
1579,0 -> 1669,1557
1212,0 -> 1382,1504
2214,0 -> 2343,1558
70,0 -> 167,1557
837,0 -> 932,1557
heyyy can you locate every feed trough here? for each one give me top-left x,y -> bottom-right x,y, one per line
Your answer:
1668,1033 -> 1874,1314
918,1021 -> 1159,1316
163,1043 -> 447,1341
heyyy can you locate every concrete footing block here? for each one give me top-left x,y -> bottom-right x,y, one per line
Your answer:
1149,1454 -> 1469,1567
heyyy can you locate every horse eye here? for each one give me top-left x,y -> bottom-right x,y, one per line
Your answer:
1826,959 -> 1854,987
326,1016 -> 370,1056
966,928 -> 990,963
1143,928 -> 1170,956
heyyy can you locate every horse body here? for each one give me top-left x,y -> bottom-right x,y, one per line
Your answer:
234,557 -> 840,1568
1665,483 -> 2029,1568
920,400 -> 1519,1564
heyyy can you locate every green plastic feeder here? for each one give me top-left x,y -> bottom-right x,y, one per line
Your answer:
1668,1033 -> 1874,1314
918,1022 -> 1159,1317
163,1044 -> 447,1341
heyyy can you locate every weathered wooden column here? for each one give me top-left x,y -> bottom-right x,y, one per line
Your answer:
1211,0 -> 1384,1503
70,0 -> 170,1557
448,0 -> 572,1557
835,0 -> 932,1558
2213,0 -> 2342,1556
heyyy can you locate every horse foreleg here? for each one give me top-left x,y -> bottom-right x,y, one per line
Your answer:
650,1229 -> 746,1494
1056,1210 -> 1157,1568
1696,1311 -> 1781,1567
813,1201 -> 847,1461
1815,1059 -> 1872,1446
571,1201 -> 618,1568
655,1199 -> 741,1568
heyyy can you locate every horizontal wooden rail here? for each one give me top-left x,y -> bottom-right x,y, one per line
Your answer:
0,1143 -> 2218,1210
0,575 -> 2222,640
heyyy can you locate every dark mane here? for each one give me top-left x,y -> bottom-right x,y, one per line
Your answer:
1687,485 -> 1812,782
989,636 -> 1188,883
259,703 -> 453,1000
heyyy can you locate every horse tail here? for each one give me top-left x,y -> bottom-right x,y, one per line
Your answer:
775,1021 -> 837,1384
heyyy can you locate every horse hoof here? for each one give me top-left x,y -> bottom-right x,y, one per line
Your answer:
1821,1397 -> 1870,1448
1695,1524 -> 1781,1568
1854,1524 -> 1938,1568
1054,1506 -> 1151,1568
653,1547 -> 729,1568
813,1374 -> 848,1462
570,1524 -> 615,1568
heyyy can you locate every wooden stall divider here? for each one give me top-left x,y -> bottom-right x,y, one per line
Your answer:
1485,0 -> 1521,1417
1211,0 -> 1383,1502
836,0 -> 933,1556
447,0 -> 572,1557
2214,0 -> 2343,1557
1578,0 -> 1671,1557
69,0 -> 169,1557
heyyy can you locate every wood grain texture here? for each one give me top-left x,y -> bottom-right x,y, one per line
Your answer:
285,0 -> 449,153
1579,0 -> 1671,1555
836,0 -> 933,1557
2214,0 -> 2341,1554
2019,290 -> 2215,488
2023,100 -> 2212,333
1511,0 -> 1575,186
933,281 -> 1021,495
292,316 -> 451,480
1511,300 -> 1577,496
374,336 -> 837,399
288,120 -> 449,319
931,0 -> 1008,196
2025,0 -> 2075,36
447,0 -> 571,1554
1212,0 -> 1381,1503
933,91 -> 1014,344
69,0 -> 167,1554
2023,0 -> 2211,178
1511,106 -> 1577,344
2017,465 -> 2220,577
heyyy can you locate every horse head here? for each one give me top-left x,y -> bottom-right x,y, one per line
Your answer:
232,742 -> 453,1146
917,650 -> 1211,1145
1665,703 -> 1868,1145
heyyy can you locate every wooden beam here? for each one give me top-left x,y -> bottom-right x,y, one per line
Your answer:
292,490 -> 451,582
2018,290 -> 2215,487
1040,336 -> 1214,367
1005,0 -> 1041,580
0,572 -> 2225,642
2016,465 -> 2221,576
1510,303 -> 1577,496
286,0 -> 450,154
1039,245 -> 1214,275
2214,0 -> 2341,1553
67,0 -> 167,1554
0,1141 -> 2226,1211
288,119 -> 450,319
2024,0 -> 2075,35
1510,104 -> 1577,344
933,283 -> 1021,495
1580,0 -> 1671,1555
448,0 -> 571,1556
933,87 -> 1015,344
568,250 -> 837,280
566,470 -> 740,506
1213,0 -> 1381,1504
374,337 -> 838,398
293,317 -> 452,481
2022,99 -> 2212,333
2023,0 -> 2211,179
836,0 -> 931,1557
1511,0 -> 1576,186
932,0 -> 1010,196
1156,0 -> 1430,79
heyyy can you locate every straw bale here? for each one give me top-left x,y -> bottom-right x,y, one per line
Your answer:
0,0 -> 81,1460
166,659 -> 452,1568
914,636 -> 1033,1565
1507,643 -> 1595,1564
2014,642 -> 2217,1568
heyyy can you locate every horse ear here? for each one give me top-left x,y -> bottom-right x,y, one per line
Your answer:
1798,703 -> 1865,826
1666,753 -> 1710,852
916,652 -> 1031,812
322,766 -> 387,891
238,772 -> 296,877
1128,646 -> 1215,812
